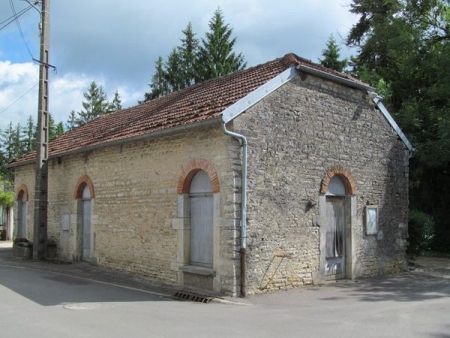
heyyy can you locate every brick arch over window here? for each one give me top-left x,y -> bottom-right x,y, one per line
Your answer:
178,159 -> 220,194
16,184 -> 29,201
320,166 -> 357,195
74,175 -> 95,199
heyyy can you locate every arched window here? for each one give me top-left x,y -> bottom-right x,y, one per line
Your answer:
189,170 -> 213,268
81,184 -> 92,260
17,188 -> 28,238
74,175 -> 95,261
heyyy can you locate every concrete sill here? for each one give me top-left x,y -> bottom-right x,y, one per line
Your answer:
180,265 -> 216,276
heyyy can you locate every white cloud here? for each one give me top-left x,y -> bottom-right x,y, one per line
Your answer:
0,61 -> 38,130
0,61 -> 145,130
0,0 -> 359,130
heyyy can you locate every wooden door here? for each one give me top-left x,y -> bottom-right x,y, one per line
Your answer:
325,196 -> 345,279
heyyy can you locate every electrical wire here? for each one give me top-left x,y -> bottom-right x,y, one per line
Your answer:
9,0 -> 35,59
0,5 -> 32,31
0,83 -> 38,116
24,0 -> 41,14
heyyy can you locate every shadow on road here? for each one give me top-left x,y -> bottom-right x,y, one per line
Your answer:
339,272 -> 450,302
0,244 -> 172,306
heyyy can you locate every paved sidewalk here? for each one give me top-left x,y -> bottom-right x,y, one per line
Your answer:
1,240 -> 450,301
2,240 -> 450,338
0,241 -> 185,300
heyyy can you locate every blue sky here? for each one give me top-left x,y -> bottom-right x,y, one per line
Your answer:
0,0 -> 358,130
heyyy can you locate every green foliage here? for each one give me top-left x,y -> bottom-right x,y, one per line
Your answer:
166,48 -> 183,92
179,22 -> 199,88
0,114 -> 65,178
142,56 -> 170,102
72,81 -> 122,126
49,115 -> 65,141
318,35 -> 348,72
347,0 -> 450,253
66,110 -> 77,131
0,174 -> 13,208
0,122 -> 24,181
111,91 -> 122,112
0,190 -> 14,208
143,8 -> 246,101
195,8 -> 246,81
407,209 -> 435,255
75,82 -> 112,126
25,115 -> 36,153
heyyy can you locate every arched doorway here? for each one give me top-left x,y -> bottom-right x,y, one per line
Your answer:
325,176 -> 346,279
318,166 -> 357,282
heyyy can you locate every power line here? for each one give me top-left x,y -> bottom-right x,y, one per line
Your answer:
9,0 -> 35,59
0,83 -> 38,116
0,5 -> 32,30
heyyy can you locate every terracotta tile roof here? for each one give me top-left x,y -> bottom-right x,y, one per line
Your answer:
10,53 -> 368,166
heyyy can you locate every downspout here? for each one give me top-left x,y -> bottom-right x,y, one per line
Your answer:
221,121 -> 248,298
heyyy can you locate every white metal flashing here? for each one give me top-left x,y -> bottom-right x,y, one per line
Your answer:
371,94 -> 415,152
221,66 -> 297,123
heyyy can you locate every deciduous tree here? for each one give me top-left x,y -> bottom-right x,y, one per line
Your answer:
347,0 -> 450,252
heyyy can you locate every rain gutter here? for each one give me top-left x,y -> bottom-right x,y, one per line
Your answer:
371,94 -> 415,152
220,66 -> 297,297
295,64 -> 375,91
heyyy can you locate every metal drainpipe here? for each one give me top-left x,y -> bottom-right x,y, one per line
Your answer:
221,121 -> 248,298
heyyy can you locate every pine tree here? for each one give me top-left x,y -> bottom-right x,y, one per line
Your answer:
66,110 -> 77,131
143,56 -> 170,101
318,35 -> 348,72
142,9 -> 246,102
179,22 -> 199,87
110,90 -> 122,112
1,122 -> 23,164
196,8 -> 246,81
25,115 -> 36,153
75,81 -> 111,126
165,47 -> 183,92
48,114 -> 65,141
54,122 -> 65,138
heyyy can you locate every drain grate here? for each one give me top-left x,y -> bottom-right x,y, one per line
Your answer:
173,291 -> 215,303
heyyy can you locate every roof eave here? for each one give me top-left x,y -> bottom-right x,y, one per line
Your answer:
296,64 -> 375,92
7,117 -> 223,168
371,94 -> 415,152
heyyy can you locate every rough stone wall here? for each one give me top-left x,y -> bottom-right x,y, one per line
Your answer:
12,72 -> 410,297
232,73 -> 410,294
13,125 -> 240,295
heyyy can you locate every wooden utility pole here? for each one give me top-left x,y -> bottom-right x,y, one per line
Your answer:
33,0 -> 50,259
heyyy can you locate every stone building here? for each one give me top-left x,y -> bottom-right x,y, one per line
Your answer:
8,54 -> 413,297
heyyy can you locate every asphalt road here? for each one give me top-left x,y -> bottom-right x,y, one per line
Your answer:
1,242 -> 449,338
